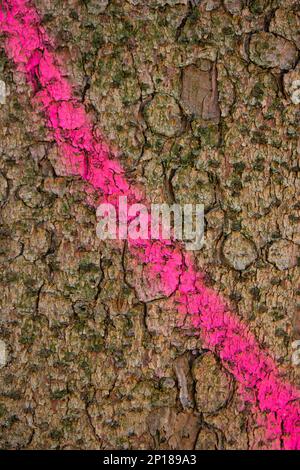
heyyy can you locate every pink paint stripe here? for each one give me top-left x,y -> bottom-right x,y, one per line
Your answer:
1,0 -> 299,449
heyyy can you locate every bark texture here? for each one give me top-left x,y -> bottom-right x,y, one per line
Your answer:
0,0 -> 299,450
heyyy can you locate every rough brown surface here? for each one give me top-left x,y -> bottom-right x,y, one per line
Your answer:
0,0 -> 299,450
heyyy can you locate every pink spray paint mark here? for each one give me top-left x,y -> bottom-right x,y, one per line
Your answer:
1,0 -> 299,449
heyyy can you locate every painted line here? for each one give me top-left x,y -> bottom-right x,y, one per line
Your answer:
0,0 -> 299,449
